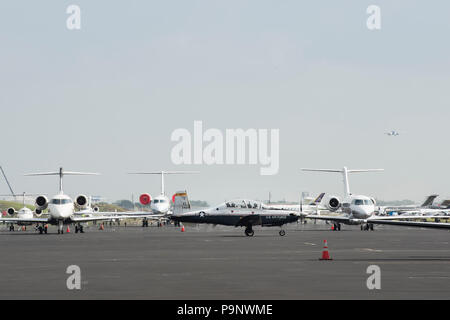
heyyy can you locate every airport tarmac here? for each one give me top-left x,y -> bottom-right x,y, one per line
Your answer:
0,223 -> 449,299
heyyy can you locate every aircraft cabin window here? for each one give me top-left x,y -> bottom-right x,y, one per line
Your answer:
153,200 -> 159,203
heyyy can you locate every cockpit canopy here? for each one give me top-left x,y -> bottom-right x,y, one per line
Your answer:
222,199 -> 261,210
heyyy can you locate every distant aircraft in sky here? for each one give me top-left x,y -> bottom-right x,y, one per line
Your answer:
385,130 -> 400,136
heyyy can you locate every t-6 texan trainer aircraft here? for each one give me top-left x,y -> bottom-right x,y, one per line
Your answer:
0,168 -> 155,234
170,192 -> 305,237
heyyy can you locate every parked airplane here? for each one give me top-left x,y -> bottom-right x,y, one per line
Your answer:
300,167 -> 449,230
0,167 -> 155,234
301,167 -> 386,230
380,194 -> 450,216
1,192 -> 42,231
263,193 -> 325,213
128,170 -> 198,217
170,191 -> 305,236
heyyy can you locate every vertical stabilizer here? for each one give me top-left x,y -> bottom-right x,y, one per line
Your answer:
173,190 -> 191,215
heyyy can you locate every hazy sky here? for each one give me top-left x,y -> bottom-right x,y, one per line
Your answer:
1,1 -> 449,205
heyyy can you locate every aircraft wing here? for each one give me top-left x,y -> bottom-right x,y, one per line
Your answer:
368,219 -> 450,229
235,214 -> 262,227
0,217 -> 49,224
69,213 -> 166,223
306,215 -> 352,223
107,214 -> 167,220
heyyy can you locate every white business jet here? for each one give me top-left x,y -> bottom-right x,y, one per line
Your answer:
0,167 -> 144,234
128,171 -> 198,215
1,192 -> 42,231
301,167 -> 386,230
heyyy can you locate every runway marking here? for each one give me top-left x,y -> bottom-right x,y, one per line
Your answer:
303,242 -> 317,246
408,276 -> 450,279
359,248 -> 383,252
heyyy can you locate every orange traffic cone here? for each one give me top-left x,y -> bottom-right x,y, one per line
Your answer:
21,226 -> 25,231
66,226 -> 70,233
181,225 -> 185,232
319,240 -> 333,261
99,223 -> 104,230
331,224 -> 334,231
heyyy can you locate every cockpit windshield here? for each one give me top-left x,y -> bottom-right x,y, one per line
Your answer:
51,199 -> 72,205
353,199 -> 372,206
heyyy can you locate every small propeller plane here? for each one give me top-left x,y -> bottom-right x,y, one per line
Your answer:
170,191 -> 305,237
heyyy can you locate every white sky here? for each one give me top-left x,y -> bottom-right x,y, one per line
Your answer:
1,1 -> 449,205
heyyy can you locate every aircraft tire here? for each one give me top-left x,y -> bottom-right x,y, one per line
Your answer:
279,230 -> 286,236
245,229 -> 254,237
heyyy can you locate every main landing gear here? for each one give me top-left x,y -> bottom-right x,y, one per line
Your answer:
9,224 -> 14,232
332,223 -> 341,231
38,225 -> 48,234
75,224 -> 84,233
244,226 -> 287,237
244,226 -> 254,237
361,223 -> 374,231
142,218 -> 149,227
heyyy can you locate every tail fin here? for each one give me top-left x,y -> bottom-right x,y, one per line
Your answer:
172,190 -> 191,215
313,193 -> 325,205
301,167 -> 383,197
421,194 -> 438,207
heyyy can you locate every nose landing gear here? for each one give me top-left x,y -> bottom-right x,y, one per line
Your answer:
57,222 -> 64,234
279,229 -> 286,236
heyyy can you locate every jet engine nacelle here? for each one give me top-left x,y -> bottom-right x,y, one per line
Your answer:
139,193 -> 152,206
35,209 -> 43,216
326,196 -> 341,212
75,195 -> 89,209
35,195 -> 49,210
7,207 -> 16,216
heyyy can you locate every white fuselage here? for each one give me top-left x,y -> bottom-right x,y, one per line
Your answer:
341,194 -> 375,219
151,194 -> 171,215
47,194 -> 74,221
14,207 -> 35,225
